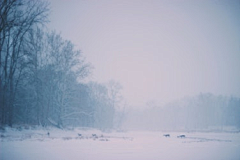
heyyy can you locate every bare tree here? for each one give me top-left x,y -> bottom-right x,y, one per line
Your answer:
0,0 -> 49,126
44,32 -> 91,128
107,80 -> 123,109
87,82 -> 116,130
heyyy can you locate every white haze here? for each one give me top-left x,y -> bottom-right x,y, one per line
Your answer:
48,0 -> 240,107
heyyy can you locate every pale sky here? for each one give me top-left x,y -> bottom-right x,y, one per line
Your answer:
48,0 -> 240,107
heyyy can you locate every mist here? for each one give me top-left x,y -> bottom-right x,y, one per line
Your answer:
1,0 -> 240,160
48,0 -> 240,107
46,0 -> 240,131
1,0 -> 239,131
122,93 -> 240,131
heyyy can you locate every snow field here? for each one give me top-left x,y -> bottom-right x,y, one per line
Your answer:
1,128 -> 240,160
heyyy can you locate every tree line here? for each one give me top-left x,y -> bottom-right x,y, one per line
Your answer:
123,93 -> 240,131
0,0 -> 124,129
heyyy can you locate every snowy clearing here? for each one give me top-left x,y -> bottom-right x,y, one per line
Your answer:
1,128 -> 240,160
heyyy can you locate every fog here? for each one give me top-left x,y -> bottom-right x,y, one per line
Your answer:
48,0 -> 240,107
1,1 -> 240,160
45,0 -> 240,131
1,0 -> 240,131
122,93 -> 240,131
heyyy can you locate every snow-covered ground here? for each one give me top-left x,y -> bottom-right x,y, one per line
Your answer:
1,127 -> 240,160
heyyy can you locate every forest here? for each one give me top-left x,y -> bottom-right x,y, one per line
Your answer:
1,1 -> 240,160
0,0 -> 239,132
123,93 -> 240,131
0,0 -> 124,130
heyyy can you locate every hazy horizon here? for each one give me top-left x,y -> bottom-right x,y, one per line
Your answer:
48,0 -> 240,107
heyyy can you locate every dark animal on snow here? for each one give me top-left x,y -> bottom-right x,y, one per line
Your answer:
92,134 -> 98,138
177,135 -> 185,138
163,134 -> 170,137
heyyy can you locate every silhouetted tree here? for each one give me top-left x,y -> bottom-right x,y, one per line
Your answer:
0,0 -> 49,126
